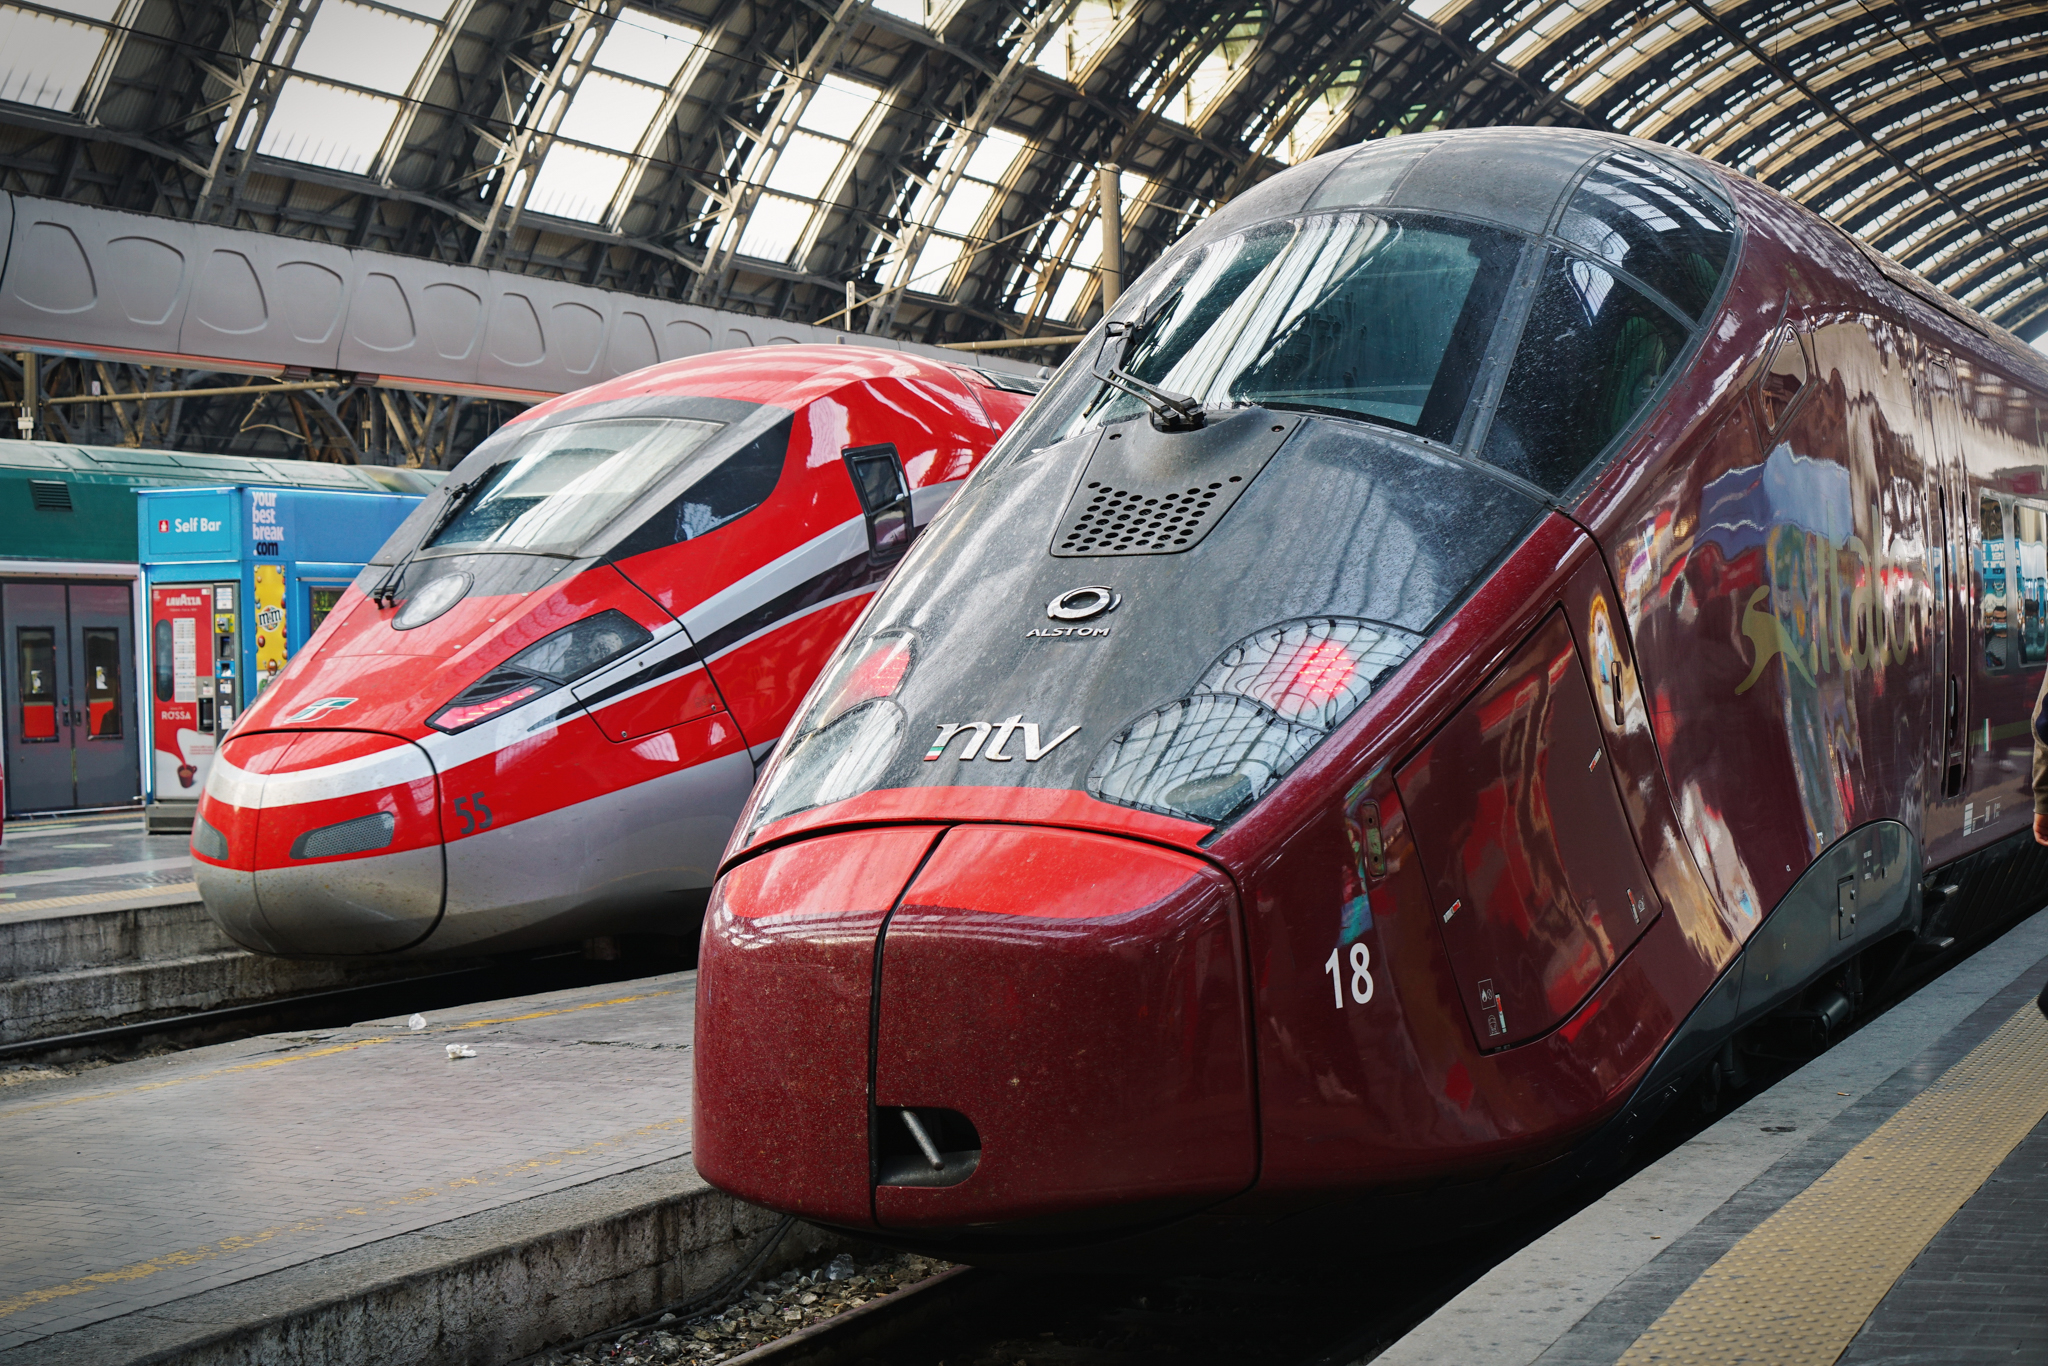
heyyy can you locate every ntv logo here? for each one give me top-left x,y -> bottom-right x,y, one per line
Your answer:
923,716 -> 1079,762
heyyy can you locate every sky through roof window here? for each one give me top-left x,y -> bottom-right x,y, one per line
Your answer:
0,0 -> 124,114
527,8 -> 703,224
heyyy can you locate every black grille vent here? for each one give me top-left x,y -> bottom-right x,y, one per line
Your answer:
28,479 -> 72,511
290,812 -> 397,860
1049,408 -> 1298,558
1058,479 -> 1234,554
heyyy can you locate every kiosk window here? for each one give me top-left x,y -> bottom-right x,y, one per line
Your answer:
308,587 -> 345,637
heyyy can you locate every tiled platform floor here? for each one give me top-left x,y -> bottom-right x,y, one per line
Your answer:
1,814 -> 196,918
1379,909 -> 2048,1366
0,974 -> 697,1352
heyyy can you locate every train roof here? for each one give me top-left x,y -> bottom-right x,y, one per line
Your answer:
509,343 -> 1038,428
0,440 -> 446,495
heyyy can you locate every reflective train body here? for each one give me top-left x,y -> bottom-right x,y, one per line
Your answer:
693,129 -> 2048,1252
190,346 -> 1030,957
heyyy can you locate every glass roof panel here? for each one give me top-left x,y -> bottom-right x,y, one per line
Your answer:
0,6 -> 108,111
910,233 -> 964,291
799,75 -> 882,136
375,0 -> 458,19
34,0 -> 119,20
1038,0 -> 1126,84
257,79 -> 401,174
736,193 -> 812,262
292,0 -> 439,96
593,9 -> 700,86
764,130 -> 847,196
527,144 -> 631,222
961,127 -> 1027,183
932,178 -> 997,237
555,72 -> 663,153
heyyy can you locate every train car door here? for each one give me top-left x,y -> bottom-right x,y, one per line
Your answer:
2,581 -> 139,814
1923,358 -> 1972,844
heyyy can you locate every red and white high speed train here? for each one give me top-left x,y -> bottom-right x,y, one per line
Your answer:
694,128 -> 2048,1252
190,346 -> 1032,957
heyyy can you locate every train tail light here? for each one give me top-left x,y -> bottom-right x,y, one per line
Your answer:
427,609 -> 653,733
1088,617 -> 1419,825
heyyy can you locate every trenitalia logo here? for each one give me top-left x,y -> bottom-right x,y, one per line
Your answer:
284,696 -> 357,723
923,716 -> 1080,762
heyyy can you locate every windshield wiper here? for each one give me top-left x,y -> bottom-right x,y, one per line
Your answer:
369,473 -> 485,608
1098,365 -> 1206,432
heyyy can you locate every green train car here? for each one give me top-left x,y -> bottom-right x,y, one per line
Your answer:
2,440 -> 442,817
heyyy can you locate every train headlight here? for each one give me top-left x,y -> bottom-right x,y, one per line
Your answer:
743,631 -> 917,832
427,609 -> 654,733
1088,617 -> 1420,825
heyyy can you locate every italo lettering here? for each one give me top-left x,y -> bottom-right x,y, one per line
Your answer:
924,718 -> 1080,762
1736,513 -> 1923,694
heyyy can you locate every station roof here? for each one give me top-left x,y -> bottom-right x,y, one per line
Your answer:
0,0 -> 2040,348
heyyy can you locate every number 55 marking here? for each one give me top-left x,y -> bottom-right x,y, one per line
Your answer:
452,791 -> 494,836
1324,941 -> 1375,1008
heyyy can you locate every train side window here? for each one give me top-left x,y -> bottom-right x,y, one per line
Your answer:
1756,328 -> 1807,433
2017,503 -> 2047,666
1981,493 -> 2010,672
83,628 -> 122,739
1479,252 -> 1690,494
1555,153 -> 1735,319
16,627 -> 58,742
845,444 -> 914,562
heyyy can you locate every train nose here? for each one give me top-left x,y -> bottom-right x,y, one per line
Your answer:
193,730 -> 444,955
693,824 -> 1256,1237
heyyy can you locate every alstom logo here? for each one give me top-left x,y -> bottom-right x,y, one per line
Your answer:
923,716 -> 1079,762
162,515 -> 222,534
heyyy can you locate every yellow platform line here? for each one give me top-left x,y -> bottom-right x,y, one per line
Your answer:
1619,1000 -> 2048,1366
0,881 -> 200,914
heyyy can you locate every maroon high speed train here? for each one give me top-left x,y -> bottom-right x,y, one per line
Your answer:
694,128 -> 2048,1251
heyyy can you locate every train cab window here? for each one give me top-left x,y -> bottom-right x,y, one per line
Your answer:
1981,494 -> 2010,671
1479,252 -> 1690,494
845,445 -> 914,561
430,417 -> 726,553
1756,328 -> 1808,433
1075,213 -> 1521,446
83,628 -> 121,739
2016,503 -> 2047,666
1555,153 -> 1735,320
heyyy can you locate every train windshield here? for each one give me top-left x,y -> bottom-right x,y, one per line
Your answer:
1066,212 -> 1521,446
429,417 -> 725,554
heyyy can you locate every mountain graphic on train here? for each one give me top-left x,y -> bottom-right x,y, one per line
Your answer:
691,128 -> 2048,1253
189,346 -> 1034,957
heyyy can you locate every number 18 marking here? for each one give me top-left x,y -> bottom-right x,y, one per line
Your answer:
1324,941 -> 1374,1007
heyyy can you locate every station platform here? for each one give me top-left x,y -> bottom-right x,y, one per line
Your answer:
1,812 -> 452,1049
0,971 -> 828,1366
1380,907 -> 2048,1366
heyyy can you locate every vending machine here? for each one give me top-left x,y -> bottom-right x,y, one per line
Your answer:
137,484 -> 426,830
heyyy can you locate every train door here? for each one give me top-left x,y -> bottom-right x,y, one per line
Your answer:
1923,358 -> 1971,832
2,581 -> 139,814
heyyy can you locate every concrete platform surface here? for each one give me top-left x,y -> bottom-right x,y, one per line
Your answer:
0,973 -> 824,1365
1377,908 -> 2048,1366
1,813 -> 460,1047
1,813 -> 195,918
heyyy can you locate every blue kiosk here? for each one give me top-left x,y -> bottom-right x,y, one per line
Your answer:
137,483 -> 430,825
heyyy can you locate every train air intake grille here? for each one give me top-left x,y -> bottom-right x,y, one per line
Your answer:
290,812 -> 397,860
